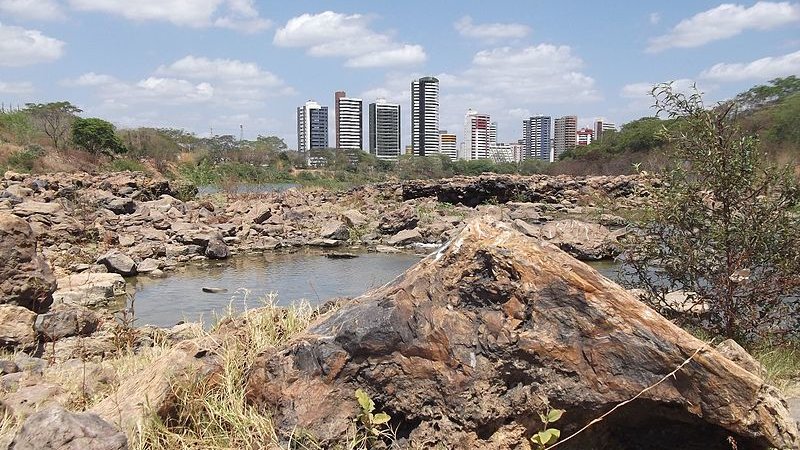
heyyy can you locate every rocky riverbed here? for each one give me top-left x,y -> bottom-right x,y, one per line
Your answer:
3,170 -> 797,449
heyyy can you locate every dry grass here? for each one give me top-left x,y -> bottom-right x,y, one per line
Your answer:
753,343 -> 800,395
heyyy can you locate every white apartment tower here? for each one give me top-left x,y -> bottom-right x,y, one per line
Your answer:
411,77 -> 440,156
439,131 -> 457,160
335,92 -> 363,150
464,108 -> 491,160
296,100 -> 328,152
369,99 -> 401,160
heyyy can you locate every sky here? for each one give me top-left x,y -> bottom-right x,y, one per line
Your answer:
1,0 -> 799,150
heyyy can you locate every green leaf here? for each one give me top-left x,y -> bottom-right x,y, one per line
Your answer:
372,412 -> 391,425
541,428 -> 561,445
546,409 -> 565,423
355,389 -> 374,413
539,413 -> 548,424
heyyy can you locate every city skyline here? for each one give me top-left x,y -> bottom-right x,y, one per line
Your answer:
1,1 -> 798,148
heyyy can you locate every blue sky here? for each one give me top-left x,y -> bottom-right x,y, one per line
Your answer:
1,1 -> 799,149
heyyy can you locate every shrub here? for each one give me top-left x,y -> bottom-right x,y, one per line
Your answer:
72,117 -> 126,155
622,83 -> 800,343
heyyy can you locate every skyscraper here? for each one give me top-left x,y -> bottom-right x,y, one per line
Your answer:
297,100 -> 328,152
335,92 -> 363,150
553,115 -> 577,159
411,76 -> 440,156
523,115 -> 551,161
439,131 -> 457,160
594,119 -> 617,142
464,109 -> 491,160
369,99 -> 401,160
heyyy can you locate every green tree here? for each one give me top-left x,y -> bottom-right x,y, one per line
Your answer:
71,117 -> 126,155
24,101 -> 82,149
735,75 -> 800,110
623,83 -> 800,343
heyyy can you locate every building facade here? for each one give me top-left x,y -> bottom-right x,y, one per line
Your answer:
439,131 -> 457,160
411,77 -> 440,156
523,115 -> 551,161
369,99 -> 401,160
297,100 -> 328,152
577,127 -> 594,146
464,109 -> 491,160
489,143 -> 514,163
594,119 -> 617,142
335,92 -> 363,150
553,115 -> 577,160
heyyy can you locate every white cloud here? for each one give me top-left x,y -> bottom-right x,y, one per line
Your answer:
0,0 -> 64,21
0,80 -> 34,94
454,16 -> 531,40
648,2 -> 800,52
68,0 -> 270,32
62,72 -> 117,86
0,22 -> 65,67
274,11 -> 426,68
155,55 -> 286,88
700,49 -> 800,81
649,12 -> 661,25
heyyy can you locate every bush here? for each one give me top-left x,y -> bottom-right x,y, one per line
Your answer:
622,83 -> 800,343
72,117 -> 126,155
5,145 -> 45,172
106,158 -> 148,173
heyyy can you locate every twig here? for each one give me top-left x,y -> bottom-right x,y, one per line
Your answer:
548,343 -> 708,449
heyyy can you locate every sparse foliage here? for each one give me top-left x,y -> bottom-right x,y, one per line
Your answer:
531,405 -> 564,449
622,82 -> 800,343
24,101 -> 82,149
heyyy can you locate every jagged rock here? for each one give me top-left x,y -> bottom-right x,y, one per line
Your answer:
52,273 -> 125,307
538,219 -> 623,260
13,201 -> 63,216
35,304 -> 100,342
136,258 -> 161,273
8,406 -> 128,450
0,212 -> 56,312
0,305 -> 36,350
319,220 -> 350,241
246,216 -> 798,450
0,360 -> 19,375
375,245 -> 401,254
2,383 -> 68,418
103,197 -> 136,215
97,251 -> 137,276
386,228 -> 422,246
716,339 -> 767,378
378,204 -> 418,234
342,210 -> 368,228
204,238 -> 230,259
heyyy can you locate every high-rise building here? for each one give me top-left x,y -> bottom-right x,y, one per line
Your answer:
523,115 -> 551,161
489,143 -> 514,163
411,77 -> 440,156
439,131 -> 457,160
577,127 -> 594,146
297,100 -> 328,152
554,116 -> 577,160
594,119 -> 617,142
489,122 -> 497,146
510,142 -> 524,162
464,109 -> 491,160
369,99 -> 401,160
335,92 -> 363,150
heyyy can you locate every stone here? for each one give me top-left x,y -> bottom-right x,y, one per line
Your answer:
0,360 -> 19,375
13,201 -> 63,217
13,354 -> 47,374
204,238 -> 230,259
8,406 -> 128,450
716,339 -> 767,378
136,257 -> 161,273
662,290 -> 710,315
0,305 -> 37,350
341,210 -> 368,228
52,273 -> 125,307
307,238 -> 341,247
2,383 -> 68,418
538,219 -> 622,260
378,204 -> 418,234
386,228 -> 422,246
319,220 -> 350,241
97,251 -> 137,276
375,245 -> 401,254
104,197 -> 136,215
35,304 -> 99,342
246,216 -> 798,450
0,212 -> 56,312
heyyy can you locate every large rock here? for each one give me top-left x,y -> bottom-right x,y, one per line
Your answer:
35,304 -> 100,341
386,228 -> 422,246
8,406 -> 128,450
0,212 -> 56,312
378,204 -> 418,234
97,251 -> 137,276
319,220 -> 350,241
0,305 -> 37,350
204,238 -> 230,259
13,201 -> 63,217
52,273 -> 125,307
537,219 -> 623,260
246,216 -> 798,450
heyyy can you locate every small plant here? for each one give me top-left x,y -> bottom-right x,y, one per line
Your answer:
353,388 -> 392,449
111,294 -> 138,354
531,405 -> 564,450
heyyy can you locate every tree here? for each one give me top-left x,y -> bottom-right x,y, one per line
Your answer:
71,118 -> 126,155
735,75 -> 800,110
622,83 -> 800,343
24,101 -> 82,149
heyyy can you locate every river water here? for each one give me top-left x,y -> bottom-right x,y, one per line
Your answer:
129,250 -> 422,327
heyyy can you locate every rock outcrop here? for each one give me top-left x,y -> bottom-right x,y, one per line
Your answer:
0,212 -> 56,312
8,406 -> 128,450
246,216 -> 798,450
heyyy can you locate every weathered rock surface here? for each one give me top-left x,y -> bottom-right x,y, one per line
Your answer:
204,237 -> 230,259
0,212 -> 56,312
0,305 -> 37,350
8,406 -> 128,450
386,228 -> 422,246
97,251 -> 137,276
378,204 -> 418,234
247,216 -> 798,450
319,220 -> 350,241
52,273 -> 125,307
35,304 -> 100,341
537,219 -> 623,260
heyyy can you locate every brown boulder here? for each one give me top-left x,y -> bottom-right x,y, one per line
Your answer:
246,216 -> 798,450
0,305 -> 37,350
0,212 -> 56,312
9,406 -> 128,450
